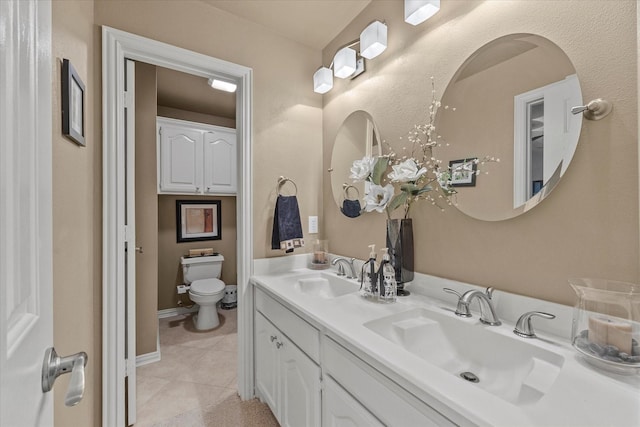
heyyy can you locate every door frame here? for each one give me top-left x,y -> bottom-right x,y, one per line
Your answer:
102,26 -> 254,426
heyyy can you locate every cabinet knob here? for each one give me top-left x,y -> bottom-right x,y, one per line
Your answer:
276,342 -> 283,349
195,187 -> 200,192
270,335 -> 277,342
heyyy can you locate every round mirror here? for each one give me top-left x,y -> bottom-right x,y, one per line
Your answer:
436,34 -> 583,221
331,111 -> 382,210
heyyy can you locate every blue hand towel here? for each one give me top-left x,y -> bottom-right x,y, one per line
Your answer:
271,195 -> 304,253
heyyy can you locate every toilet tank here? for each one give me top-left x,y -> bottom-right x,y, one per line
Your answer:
181,254 -> 224,284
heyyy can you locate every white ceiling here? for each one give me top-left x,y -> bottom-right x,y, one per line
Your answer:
201,0 -> 371,50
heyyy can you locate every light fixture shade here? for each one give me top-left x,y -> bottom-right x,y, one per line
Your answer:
405,0 -> 440,26
207,78 -> 237,93
333,47 -> 357,79
313,67 -> 333,94
360,21 -> 387,59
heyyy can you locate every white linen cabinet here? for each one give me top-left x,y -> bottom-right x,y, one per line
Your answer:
157,117 -> 237,195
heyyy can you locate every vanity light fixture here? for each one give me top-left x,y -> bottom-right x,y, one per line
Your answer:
405,0 -> 440,26
313,20 -> 387,94
207,78 -> 237,93
360,21 -> 388,59
313,67 -> 333,94
333,47 -> 357,79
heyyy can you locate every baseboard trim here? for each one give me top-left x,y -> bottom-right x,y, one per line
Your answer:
157,306 -> 198,319
136,350 -> 161,367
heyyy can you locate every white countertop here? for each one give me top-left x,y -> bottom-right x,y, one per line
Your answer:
251,257 -> 640,427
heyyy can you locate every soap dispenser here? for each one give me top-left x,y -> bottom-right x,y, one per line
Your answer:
378,247 -> 397,303
360,244 -> 379,300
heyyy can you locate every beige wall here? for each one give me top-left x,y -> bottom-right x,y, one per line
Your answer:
95,0 -> 324,258
135,62 -> 159,356
52,0 -> 324,424
323,0 -> 638,306
52,0 -> 101,425
157,195 -> 237,310
157,105 -> 236,128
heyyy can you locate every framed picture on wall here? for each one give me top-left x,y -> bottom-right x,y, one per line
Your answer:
176,200 -> 222,243
61,59 -> 86,146
449,158 -> 478,187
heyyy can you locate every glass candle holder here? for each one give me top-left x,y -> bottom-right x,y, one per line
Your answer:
310,240 -> 329,269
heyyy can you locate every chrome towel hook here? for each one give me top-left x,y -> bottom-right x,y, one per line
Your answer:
571,98 -> 613,121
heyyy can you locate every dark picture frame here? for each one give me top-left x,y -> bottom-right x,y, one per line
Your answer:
176,200 -> 222,243
449,158 -> 478,187
61,59 -> 86,146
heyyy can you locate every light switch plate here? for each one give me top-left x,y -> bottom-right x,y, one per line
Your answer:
308,216 -> 318,234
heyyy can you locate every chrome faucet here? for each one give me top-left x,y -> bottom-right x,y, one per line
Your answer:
444,287 -> 501,326
331,257 -> 357,279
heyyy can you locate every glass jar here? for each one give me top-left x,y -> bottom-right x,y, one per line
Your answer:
310,239 -> 329,270
569,278 -> 640,374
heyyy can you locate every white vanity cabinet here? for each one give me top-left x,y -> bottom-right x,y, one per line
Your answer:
322,376 -> 384,427
255,289 -> 321,427
156,117 -> 237,195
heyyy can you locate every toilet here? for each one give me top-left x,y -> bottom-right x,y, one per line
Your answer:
181,254 -> 226,330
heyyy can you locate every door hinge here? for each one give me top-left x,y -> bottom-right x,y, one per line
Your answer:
124,225 -> 130,243
123,90 -> 133,109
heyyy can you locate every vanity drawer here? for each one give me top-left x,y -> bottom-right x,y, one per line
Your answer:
255,288 -> 320,362
323,337 -> 455,427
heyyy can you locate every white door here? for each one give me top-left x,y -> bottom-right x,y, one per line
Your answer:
158,122 -> 203,193
254,313 -> 279,415
0,0 -> 54,425
124,59 -> 137,426
279,337 -> 321,427
322,377 -> 384,427
203,128 -> 237,194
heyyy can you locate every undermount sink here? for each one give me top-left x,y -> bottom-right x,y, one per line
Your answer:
364,307 -> 565,405
292,272 -> 360,299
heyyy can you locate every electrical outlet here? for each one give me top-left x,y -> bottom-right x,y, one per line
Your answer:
177,285 -> 189,294
308,216 -> 318,234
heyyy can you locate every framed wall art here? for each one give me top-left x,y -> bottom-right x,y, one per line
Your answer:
61,59 -> 86,146
176,200 -> 222,243
449,158 -> 478,187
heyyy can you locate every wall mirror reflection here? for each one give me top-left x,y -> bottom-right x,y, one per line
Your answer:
331,110 -> 381,212
436,33 -> 583,221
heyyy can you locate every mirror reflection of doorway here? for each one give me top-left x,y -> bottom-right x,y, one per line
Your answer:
528,99 -> 544,199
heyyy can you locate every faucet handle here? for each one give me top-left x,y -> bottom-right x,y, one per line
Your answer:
443,288 -> 462,298
485,287 -> 495,299
513,311 -> 556,338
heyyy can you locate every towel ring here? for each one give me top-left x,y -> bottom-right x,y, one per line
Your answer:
277,176 -> 298,196
342,183 -> 360,200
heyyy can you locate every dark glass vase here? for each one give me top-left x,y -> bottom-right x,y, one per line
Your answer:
386,218 -> 414,296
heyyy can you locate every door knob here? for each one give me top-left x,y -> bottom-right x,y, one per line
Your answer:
42,347 -> 88,406
135,246 -> 144,254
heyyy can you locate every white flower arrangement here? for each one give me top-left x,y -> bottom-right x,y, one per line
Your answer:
350,77 -> 499,219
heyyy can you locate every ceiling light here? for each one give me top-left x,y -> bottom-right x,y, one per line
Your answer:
360,21 -> 387,59
405,0 -> 440,26
207,78 -> 237,93
313,67 -> 333,94
333,47 -> 357,79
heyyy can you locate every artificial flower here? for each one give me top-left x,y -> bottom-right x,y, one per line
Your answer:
388,159 -> 427,183
349,156 -> 376,182
363,184 -> 394,213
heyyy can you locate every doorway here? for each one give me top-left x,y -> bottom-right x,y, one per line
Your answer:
102,27 -> 254,426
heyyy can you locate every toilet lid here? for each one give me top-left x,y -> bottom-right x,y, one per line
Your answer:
190,278 -> 225,295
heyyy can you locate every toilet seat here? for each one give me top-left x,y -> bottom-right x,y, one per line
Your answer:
190,278 -> 225,296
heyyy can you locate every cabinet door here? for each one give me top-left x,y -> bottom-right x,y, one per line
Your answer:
279,337 -> 321,427
203,129 -> 237,194
158,124 -> 203,193
323,377 -> 384,427
255,313 -> 279,416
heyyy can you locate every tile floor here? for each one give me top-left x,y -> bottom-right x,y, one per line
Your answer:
135,308 -> 279,427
